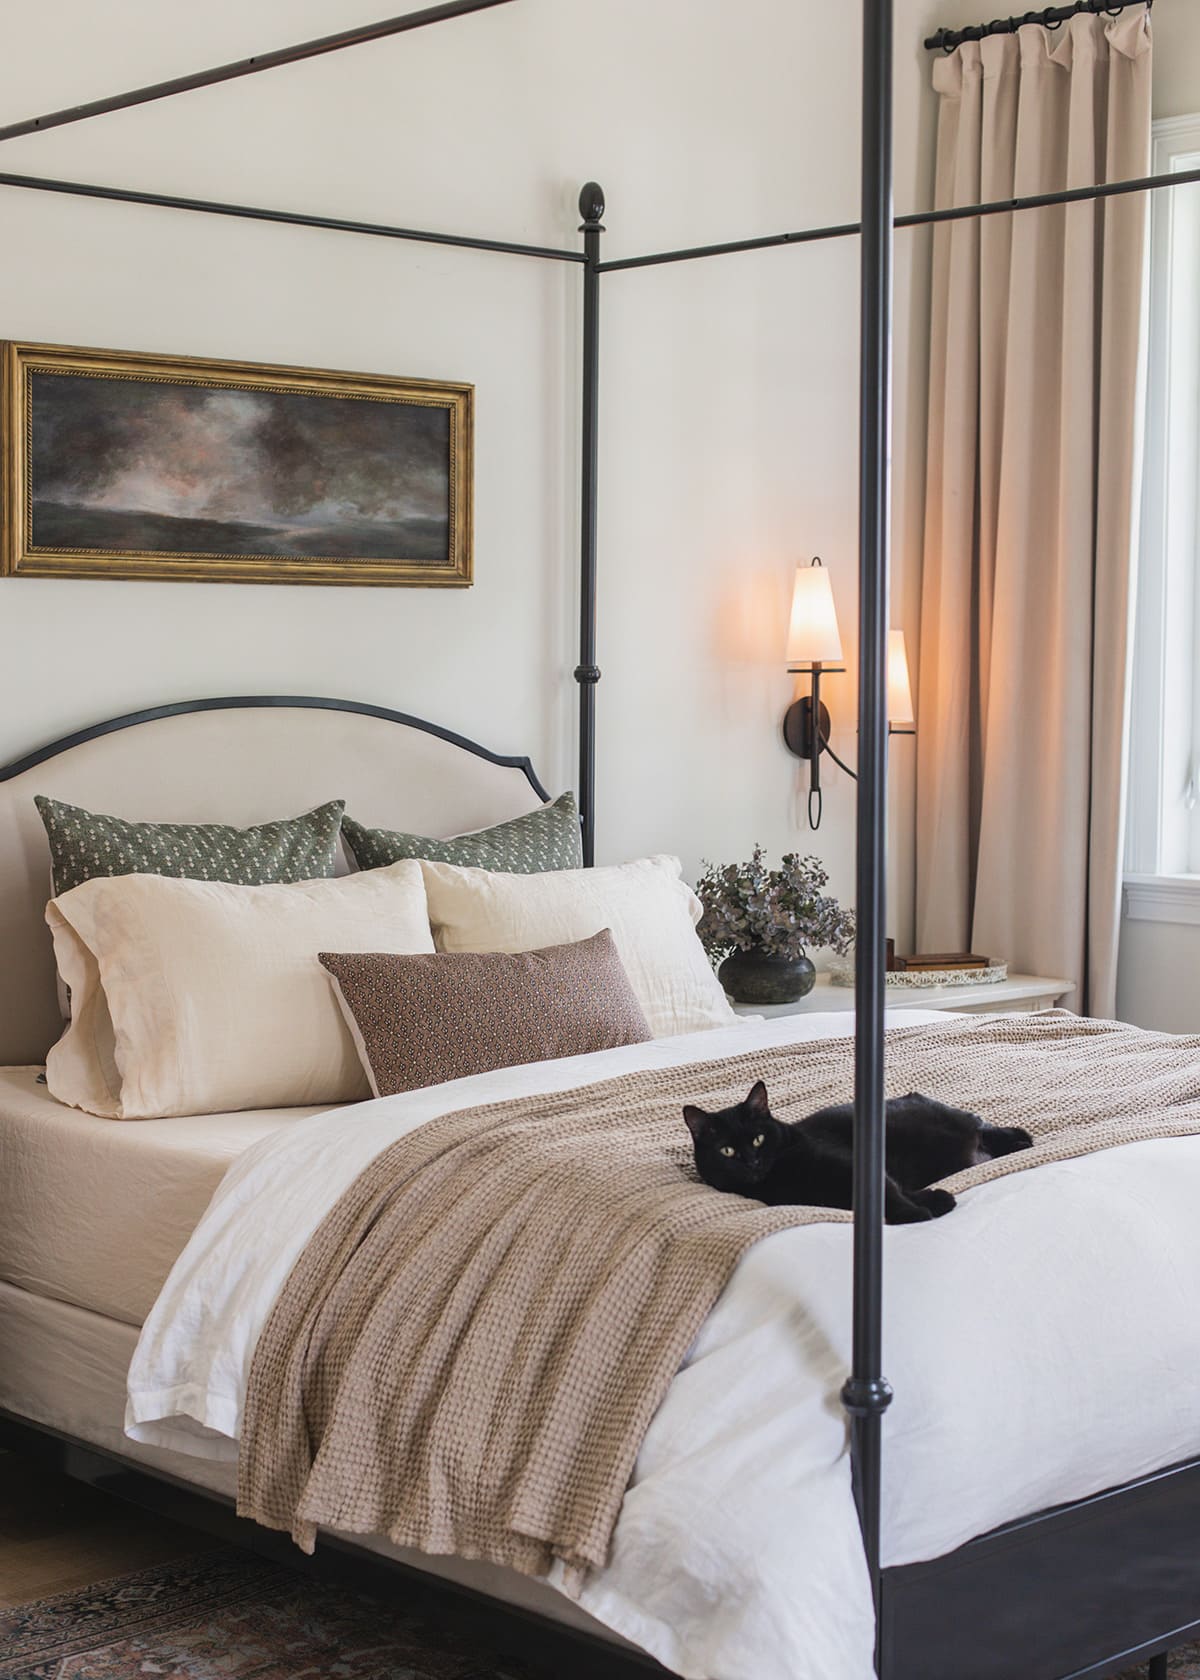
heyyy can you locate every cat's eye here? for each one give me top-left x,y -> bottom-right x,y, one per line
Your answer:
720,1145 -> 736,1157
753,1134 -> 765,1148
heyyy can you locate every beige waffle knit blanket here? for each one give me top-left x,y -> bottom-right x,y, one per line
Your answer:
238,1011 -> 1200,1585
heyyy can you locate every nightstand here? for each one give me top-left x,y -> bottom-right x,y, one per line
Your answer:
728,974 -> 1074,1019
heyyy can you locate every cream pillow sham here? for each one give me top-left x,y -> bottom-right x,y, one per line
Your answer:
45,861 -> 434,1119
420,854 -> 736,1039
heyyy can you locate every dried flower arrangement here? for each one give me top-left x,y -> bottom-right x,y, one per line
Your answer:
696,845 -> 855,963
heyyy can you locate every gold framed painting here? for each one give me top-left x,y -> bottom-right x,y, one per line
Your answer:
1,341 -> 473,586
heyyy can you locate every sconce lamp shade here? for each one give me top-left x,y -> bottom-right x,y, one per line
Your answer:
786,562 -> 844,667
887,629 -> 915,728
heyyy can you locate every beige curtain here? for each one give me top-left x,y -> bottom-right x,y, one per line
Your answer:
916,6 -> 1152,1015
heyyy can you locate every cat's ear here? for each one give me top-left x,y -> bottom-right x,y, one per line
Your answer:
682,1105 -> 708,1140
746,1080 -> 769,1115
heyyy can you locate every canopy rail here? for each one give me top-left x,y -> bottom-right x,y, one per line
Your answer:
0,169 -> 584,264
6,159 -> 1196,278
596,161 -> 1200,274
0,0 -> 518,146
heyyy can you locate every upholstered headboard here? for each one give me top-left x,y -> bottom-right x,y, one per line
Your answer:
0,696 -> 551,1066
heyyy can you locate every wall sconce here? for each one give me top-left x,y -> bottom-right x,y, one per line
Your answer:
886,628 -> 915,737
782,557 -> 915,830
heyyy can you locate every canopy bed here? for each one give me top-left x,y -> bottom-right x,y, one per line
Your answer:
0,3 -> 1195,1678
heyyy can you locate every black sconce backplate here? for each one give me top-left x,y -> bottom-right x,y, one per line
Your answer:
783,694 -> 831,759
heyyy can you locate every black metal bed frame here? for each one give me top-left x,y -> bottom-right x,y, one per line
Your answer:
2,4 -> 1197,1676
0,693 -> 551,801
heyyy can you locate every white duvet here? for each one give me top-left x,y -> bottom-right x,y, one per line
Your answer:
127,1012 -> 1200,1680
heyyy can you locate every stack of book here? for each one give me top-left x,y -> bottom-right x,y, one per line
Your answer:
887,950 -> 992,975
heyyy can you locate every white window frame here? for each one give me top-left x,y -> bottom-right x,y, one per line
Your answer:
1124,114 -> 1200,923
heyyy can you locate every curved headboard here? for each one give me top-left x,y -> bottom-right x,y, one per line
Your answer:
0,696 -> 551,1066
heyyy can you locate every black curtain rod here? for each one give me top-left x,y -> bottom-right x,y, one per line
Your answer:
925,0 -> 1149,54
0,0 -> 516,146
0,170 -> 584,264
597,159 -> 1200,273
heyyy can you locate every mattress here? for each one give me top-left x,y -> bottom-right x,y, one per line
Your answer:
0,1066 -> 331,1325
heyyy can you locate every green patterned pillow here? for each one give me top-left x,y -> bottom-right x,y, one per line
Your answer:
343,792 -> 582,875
36,796 -> 346,897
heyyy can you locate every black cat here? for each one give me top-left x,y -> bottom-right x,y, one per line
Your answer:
683,1081 -> 1033,1223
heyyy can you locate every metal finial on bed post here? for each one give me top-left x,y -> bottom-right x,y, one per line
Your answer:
842,0 -> 895,1670
575,181 -> 605,867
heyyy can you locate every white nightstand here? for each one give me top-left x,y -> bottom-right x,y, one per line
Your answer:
728,974 -> 1074,1019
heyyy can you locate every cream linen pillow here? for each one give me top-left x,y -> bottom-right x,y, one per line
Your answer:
420,855 -> 735,1039
45,861 -> 434,1119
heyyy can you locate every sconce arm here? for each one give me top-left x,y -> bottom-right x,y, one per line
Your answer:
820,728 -> 859,780
819,721 -> 913,781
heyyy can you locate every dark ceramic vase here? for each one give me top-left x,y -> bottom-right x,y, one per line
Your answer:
718,947 -> 817,1006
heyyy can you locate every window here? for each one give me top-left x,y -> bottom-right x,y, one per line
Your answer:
1125,115 -> 1200,921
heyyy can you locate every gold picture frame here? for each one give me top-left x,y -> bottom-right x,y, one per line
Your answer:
1,340 -> 473,586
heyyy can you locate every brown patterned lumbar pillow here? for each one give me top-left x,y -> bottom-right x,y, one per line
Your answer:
319,930 -> 652,1097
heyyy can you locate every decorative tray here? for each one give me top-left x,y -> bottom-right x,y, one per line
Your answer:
828,961 -> 1008,989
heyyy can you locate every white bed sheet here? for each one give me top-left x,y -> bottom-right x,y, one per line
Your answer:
126,1012 -> 1200,1680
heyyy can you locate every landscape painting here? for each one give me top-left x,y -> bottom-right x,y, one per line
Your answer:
2,343 -> 473,586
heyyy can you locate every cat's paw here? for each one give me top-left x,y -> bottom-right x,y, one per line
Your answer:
918,1188 -> 957,1218
888,1202 -> 934,1224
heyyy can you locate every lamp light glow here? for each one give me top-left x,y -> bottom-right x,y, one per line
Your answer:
786,560 -> 844,667
887,630 -> 915,730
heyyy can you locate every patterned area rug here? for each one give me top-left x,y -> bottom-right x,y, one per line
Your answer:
1,1545 -> 1197,1679
1122,1652 -> 1200,1679
0,1548 -> 537,1680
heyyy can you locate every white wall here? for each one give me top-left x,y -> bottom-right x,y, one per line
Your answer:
0,0 -> 1053,954
1117,917 -> 1200,1031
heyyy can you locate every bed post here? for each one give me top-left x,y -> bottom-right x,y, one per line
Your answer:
841,0 -> 894,1672
575,181 -> 604,867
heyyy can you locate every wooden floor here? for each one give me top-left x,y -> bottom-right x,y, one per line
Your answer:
0,1450 -> 210,1607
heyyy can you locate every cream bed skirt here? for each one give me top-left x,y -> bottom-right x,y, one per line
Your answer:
0,1277 -> 630,1646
